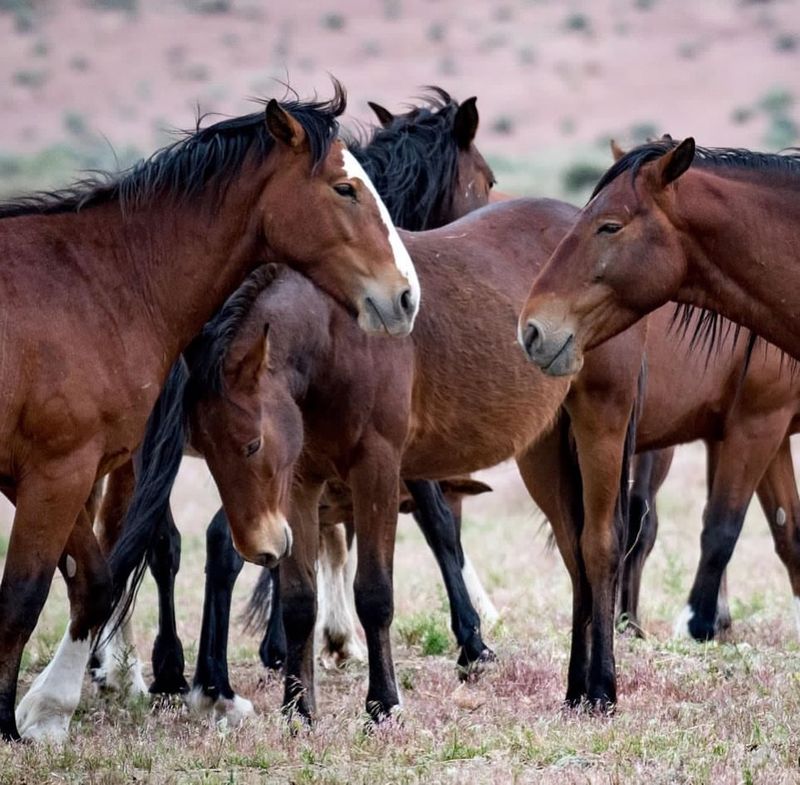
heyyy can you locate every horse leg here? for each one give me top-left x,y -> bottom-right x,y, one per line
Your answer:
516,419 -> 589,705
619,447 -> 674,635
677,421 -> 787,641
404,479 -> 493,674
350,441 -> 402,723
281,480 -> 324,722
90,460 -> 147,697
188,508 -> 252,725
755,436 -> 800,638
258,567 -> 287,671
318,522 -> 366,668
145,505 -> 189,695
10,473 -> 108,742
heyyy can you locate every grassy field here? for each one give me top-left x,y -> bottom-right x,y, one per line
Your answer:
0,445 -> 799,784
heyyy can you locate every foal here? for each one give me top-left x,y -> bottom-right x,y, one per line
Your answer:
4,86 -> 417,742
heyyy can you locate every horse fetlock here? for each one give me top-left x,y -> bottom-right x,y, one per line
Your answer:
186,686 -> 254,728
456,643 -> 496,682
319,628 -> 367,670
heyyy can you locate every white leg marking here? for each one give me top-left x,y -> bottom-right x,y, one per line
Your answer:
776,507 -> 787,527
16,629 -> 91,742
317,528 -> 365,668
341,149 -> 420,314
461,554 -> 500,626
91,615 -> 147,699
186,685 -> 254,728
672,604 -> 695,639
793,597 -> 800,640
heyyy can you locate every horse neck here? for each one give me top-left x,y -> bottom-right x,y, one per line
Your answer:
116,162 -> 272,365
673,169 -> 800,356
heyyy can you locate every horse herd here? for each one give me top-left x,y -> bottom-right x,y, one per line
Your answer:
0,81 -> 798,744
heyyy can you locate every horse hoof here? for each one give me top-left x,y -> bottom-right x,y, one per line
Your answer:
688,616 -> 717,642
149,673 -> 190,696
364,700 -> 402,729
456,646 -> 496,682
319,634 -> 367,670
186,687 -> 254,727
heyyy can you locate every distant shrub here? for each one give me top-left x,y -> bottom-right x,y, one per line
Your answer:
383,0 -> 401,20
518,46 -> 536,65
764,114 -> 798,150
321,12 -> 345,30
564,13 -> 590,32
492,115 -> 514,135
759,87 -> 793,115
562,162 -> 605,193
427,21 -> 445,42
774,33 -> 798,52
183,0 -> 230,12
630,121 -> 658,141
731,106 -> 754,124
69,54 -> 90,71
63,111 -> 88,137
634,0 -> 657,9
85,0 -> 138,11
13,69 -> 46,88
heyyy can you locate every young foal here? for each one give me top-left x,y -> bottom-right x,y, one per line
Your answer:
3,87 -> 418,742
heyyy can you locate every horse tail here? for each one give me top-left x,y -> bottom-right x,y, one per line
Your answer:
102,358 -> 189,640
617,360 -> 647,563
240,567 -> 274,635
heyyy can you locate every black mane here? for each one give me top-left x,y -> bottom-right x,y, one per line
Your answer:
183,264 -> 281,407
0,86 -> 346,219
592,138 -> 800,199
348,87 -> 468,230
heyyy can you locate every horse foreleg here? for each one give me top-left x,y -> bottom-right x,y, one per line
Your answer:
679,420 -> 787,641
755,436 -> 800,639
404,479 -> 493,675
7,463 -> 104,742
281,480 -> 324,723
350,438 -> 403,723
517,420 -> 589,705
189,508 -> 251,725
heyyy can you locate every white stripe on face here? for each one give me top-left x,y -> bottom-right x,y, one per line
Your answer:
340,149 -> 421,307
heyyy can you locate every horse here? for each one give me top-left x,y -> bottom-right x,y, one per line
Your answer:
518,137 -> 800,369
117,199 -> 585,724
87,89 -> 499,716
2,83 -> 419,743
618,315 -> 800,640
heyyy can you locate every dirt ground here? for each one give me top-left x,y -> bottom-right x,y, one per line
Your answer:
1,0 -> 800,782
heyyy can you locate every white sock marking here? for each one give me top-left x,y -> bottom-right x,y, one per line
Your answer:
461,554 -> 499,625
16,629 -> 91,742
672,604 -> 695,638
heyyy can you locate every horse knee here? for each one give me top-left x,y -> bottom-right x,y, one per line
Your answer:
354,574 -> 393,629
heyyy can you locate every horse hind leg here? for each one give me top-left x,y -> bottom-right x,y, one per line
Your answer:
188,508 -> 252,726
318,522 -> 366,668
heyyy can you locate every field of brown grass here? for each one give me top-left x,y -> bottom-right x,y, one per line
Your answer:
2,0 -> 800,782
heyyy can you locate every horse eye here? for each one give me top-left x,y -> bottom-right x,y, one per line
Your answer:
597,222 -> 622,235
333,182 -> 357,199
244,438 -> 262,458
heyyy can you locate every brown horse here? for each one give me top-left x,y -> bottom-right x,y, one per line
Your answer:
519,137 -> 800,368
2,86 -> 419,743
619,306 -> 800,639
128,200 -> 578,723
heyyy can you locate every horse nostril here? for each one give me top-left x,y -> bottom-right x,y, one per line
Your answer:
398,288 -> 414,316
522,321 -> 542,356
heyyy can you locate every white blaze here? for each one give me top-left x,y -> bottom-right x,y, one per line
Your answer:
341,149 -> 421,312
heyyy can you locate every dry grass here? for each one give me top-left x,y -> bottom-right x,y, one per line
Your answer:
1,443 -> 800,782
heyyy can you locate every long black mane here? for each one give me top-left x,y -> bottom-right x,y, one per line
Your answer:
0,86 -> 346,219
592,138 -> 800,199
348,87 -> 468,230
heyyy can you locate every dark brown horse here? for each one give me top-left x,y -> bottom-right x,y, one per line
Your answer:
3,86 -> 419,743
124,199 -> 578,724
519,137 -> 800,368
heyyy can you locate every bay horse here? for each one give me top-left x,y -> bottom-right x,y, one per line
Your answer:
519,137 -> 800,368
117,199 -> 586,724
3,84 -> 419,743
88,89 -> 499,714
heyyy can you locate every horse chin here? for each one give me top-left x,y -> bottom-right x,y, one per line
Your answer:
357,296 -> 414,337
541,344 -> 584,377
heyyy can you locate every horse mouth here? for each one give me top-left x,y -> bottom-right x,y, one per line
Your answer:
542,334 -> 575,375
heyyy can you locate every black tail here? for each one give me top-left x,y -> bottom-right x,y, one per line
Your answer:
616,360 -> 647,565
240,567 -> 274,635
102,359 -> 189,639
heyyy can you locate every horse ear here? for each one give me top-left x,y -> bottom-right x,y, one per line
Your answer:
609,139 -> 625,162
265,100 -> 307,151
656,137 -> 695,188
235,323 -> 270,389
453,96 -> 479,150
367,101 -> 395,128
